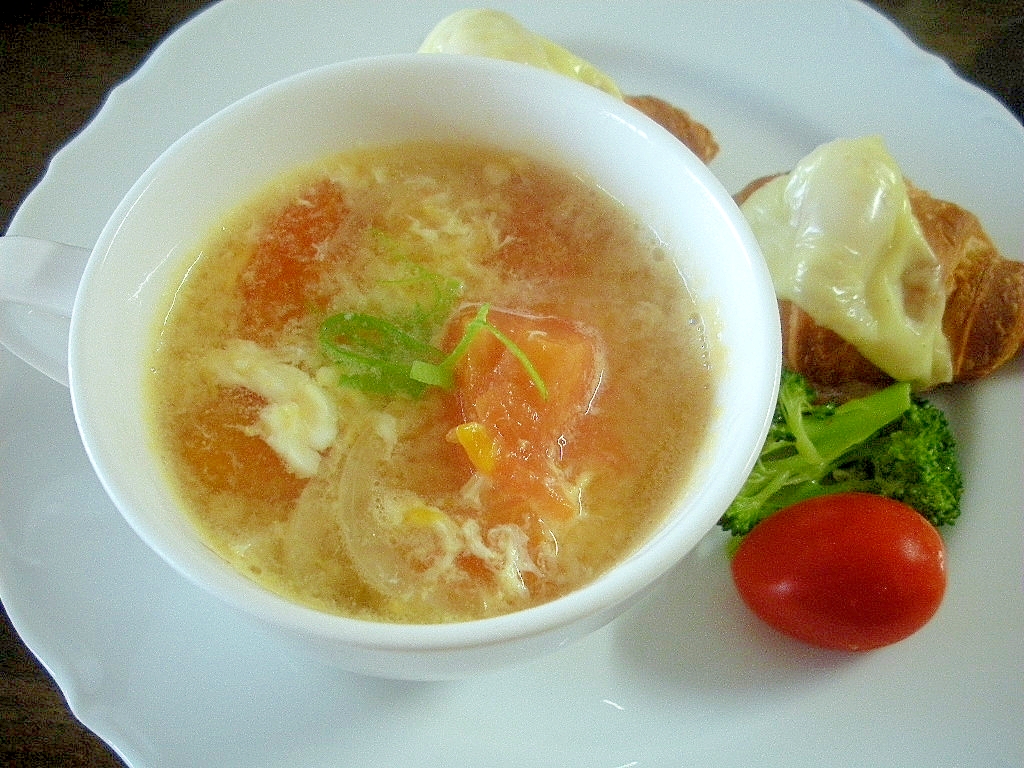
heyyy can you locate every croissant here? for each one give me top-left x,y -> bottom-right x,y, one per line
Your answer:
735,175 -> 1024,398
624,95 -> 719,164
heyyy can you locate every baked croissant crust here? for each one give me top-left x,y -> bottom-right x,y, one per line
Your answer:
624,95 -> 719,164
736,175 -> 1024,398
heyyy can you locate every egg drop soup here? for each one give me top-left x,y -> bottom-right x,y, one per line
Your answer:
147,142 -> 715,623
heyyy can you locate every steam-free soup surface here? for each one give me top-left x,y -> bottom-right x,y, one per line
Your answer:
148,142 -> 714,623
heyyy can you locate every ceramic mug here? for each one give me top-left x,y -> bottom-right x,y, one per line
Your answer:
0,54 -> 780,679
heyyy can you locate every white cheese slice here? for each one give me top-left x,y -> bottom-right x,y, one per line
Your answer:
741,136 -> 952,388
418,9 -> 622,98
209,339 -> 339,477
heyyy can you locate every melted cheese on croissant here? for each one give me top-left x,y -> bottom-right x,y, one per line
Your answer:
741,136 -> 952,388
418,9 -> 622,98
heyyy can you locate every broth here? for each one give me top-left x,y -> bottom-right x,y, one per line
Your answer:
147,142 -> 715,623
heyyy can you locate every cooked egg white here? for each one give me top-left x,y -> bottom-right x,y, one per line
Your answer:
741,136 -> 952,388
209,339 -> 338,477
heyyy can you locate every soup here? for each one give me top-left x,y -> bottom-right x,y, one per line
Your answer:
147,142 -> 715,623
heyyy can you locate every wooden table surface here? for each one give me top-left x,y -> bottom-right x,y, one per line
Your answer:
2,2 -> 1022,766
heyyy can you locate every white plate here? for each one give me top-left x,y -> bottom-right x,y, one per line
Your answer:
2,2 -> 1022,766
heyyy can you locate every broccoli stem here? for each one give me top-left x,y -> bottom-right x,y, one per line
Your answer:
721,376 -> 919,536
721,368 -> 963,537
801,382 -> 912,464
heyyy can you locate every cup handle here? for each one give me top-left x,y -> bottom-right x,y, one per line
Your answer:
0,235 -> 91,387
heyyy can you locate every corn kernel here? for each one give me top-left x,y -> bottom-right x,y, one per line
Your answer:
448,421 -> 497,474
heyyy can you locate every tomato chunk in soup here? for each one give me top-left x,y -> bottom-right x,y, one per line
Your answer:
448,306 -> 605,535
239,178 -> 347,338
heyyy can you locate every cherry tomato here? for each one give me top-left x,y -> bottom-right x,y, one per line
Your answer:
731,492 -> 946,651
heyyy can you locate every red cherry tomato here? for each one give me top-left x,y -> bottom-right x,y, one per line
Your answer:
731,492 -> 946,651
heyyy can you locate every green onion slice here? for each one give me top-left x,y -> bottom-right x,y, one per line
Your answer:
319,303 -> 548,400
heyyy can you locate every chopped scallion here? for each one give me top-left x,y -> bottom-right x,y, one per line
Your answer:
318,302 -> 548,400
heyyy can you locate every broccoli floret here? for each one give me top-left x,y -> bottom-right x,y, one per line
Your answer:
720,370 -> 963,535
834,397 -> 964,526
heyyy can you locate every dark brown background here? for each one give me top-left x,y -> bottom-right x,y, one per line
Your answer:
2,2 -> 1022,766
